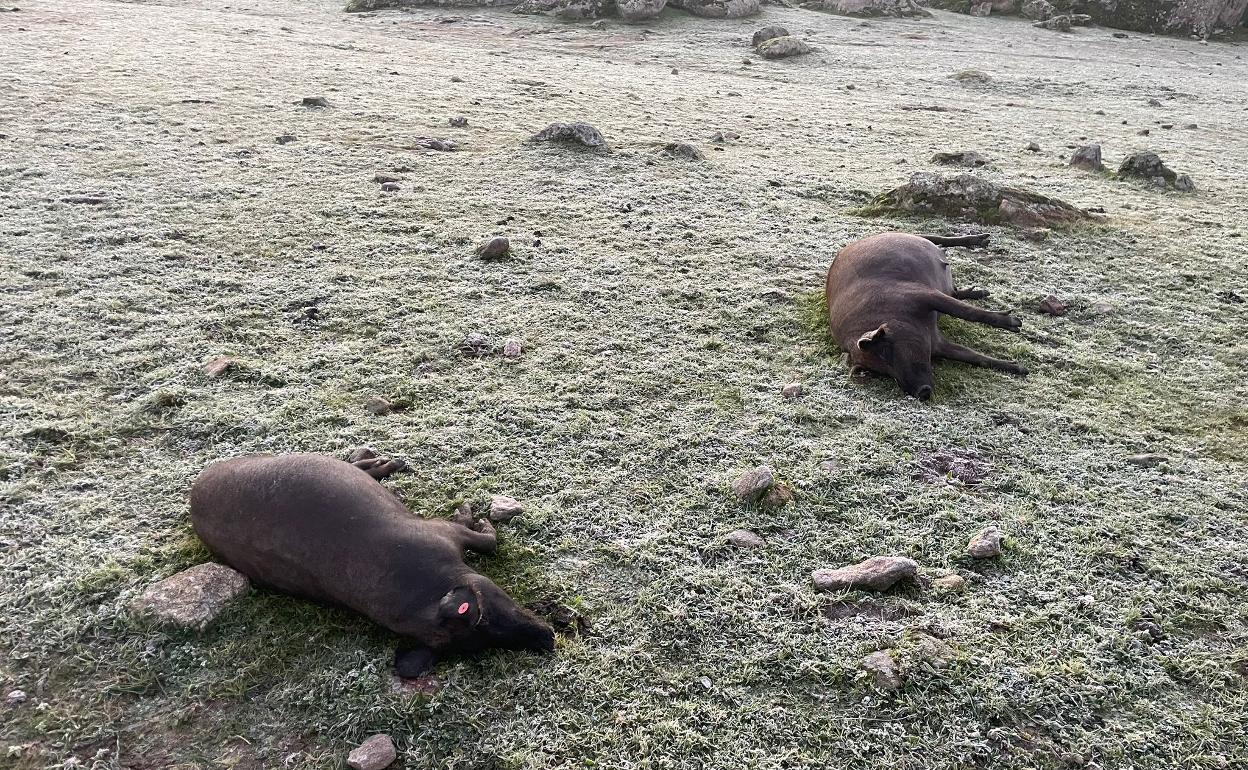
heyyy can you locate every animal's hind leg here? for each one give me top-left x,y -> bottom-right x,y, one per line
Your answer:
951,287 -> 990,300
345,446 -> 406,480
936,340 -> 1028,376
920,290 -> 1022,331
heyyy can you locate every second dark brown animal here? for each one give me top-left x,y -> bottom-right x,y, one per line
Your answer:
825,232 -> 1028,400
190,451 -> 555,677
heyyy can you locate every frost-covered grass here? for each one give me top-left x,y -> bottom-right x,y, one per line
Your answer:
2,1 -> 1246,768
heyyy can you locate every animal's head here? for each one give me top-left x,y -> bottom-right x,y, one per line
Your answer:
434,576 -> 556,655
854,322 -> 934,401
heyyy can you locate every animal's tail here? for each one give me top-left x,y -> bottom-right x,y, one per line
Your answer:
921,233 -> 990,247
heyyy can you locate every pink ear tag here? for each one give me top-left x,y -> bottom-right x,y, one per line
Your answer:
457,602 -> 471,615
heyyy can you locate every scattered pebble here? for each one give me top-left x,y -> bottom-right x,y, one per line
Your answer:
967,526 -> 1004,559
459,332 -> 492,357
1118,152 -> 1194,191
374,173 -> 401,184
709,130 -> 740,144
751,25 -> 789,46
861,651 -> 901,690
450,75 -> 464,82
812,556 -> 919,592
1069,144 -> 1104,172
489,495 -> 525,523
59,194 -> 109,205
275,134 -> 296,144
727,529 -> 766,549
951,69 -> 992,84
5,689 -> 27,707
761,482 -> 793,510
129,563 -> 250,631
731,465 -> 774,503
931,150 -> 989,167
1025,141 -> 1041,152
756,36 -> 812,59
475,236 -> 511,259
301,96 -> 331,108
781,382 -> 802,398
932,573 -> 966,592
347,734 -> 397,770
914,447 -> 991,486
1126,453 -> 1168,468
449,116 -> 468,127
531,121 -> 608,150
380,182 -> 400,192
661,142 -> 704,160
502,338 -> 523,358
203,356 -> 239,379
1039,295 -> 1068,316
365,396 -> 393,416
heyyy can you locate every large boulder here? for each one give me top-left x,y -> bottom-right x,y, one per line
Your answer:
345,0 -> 513,10
1117,152 -> 1195,191
756,36 -> 813,58
668,0 -> 761,17
925,0 -> 1248,36
867,172 -> 1102,229
803,0 -> 931,15
514,0 -> 616,17
618,0 -> 667,18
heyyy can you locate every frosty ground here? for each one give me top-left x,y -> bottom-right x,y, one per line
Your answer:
1,1 -> 1246,768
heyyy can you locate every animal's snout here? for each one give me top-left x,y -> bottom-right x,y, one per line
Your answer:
914,385 -> 933,402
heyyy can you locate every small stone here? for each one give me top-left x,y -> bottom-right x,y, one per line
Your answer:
475,236 -> 511,259
1025,141 -> 1041,152
449,116 -> 468,127
1033,14 -> 1072,31
932,573 -> 966,592
380,182 -> 400,192
275,134 -> 296,144
459,332 -> 491,357
662,142 -> 704,160
1069,144 -> 1104,172
731,465 -> 774,503
450,75 -> 464,82
1126,453 -> 1167,468
1184,123 -> 1198,129
347,734 -> 397,770
967,526 -> 1004,559
531,121 -> 608,150
374,173 -> 401,184
203,356 -> 238,379
1038,295 -> 1067,316
489,495 -> 525,523
761,482 -> 793,510
301,96 -> 331,108
1147,98 -> 1162,107
952,69 -> 992,84
931,151 -> 989,167
781,382 -> 802,398
365,396 -> 393,416
1137,129 -> 1151,136
129,563 -> 250,631
709,130 -> 740,144
502,338 -> 523,358
751,25 -> 789,46
1021,227 -> 1051,242
1091,301 -> 1114,315
727,529 -> 766,549
812,556 -> 919,592
861,651 -> 901,690
756,36 -> 812,59
671,67 -> 679,75
5,689 -> 27,707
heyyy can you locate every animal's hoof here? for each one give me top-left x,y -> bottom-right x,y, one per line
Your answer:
394,647 -> 436,678
1003,315 -> 1023,331
1014,365 -> 1030,377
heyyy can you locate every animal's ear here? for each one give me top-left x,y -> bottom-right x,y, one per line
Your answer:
438,585 -> 483,626
857,324 -> 890,350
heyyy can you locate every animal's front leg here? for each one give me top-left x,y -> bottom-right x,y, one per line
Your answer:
950,287 -> 990,300
936,340 -> 1029,376
394,646 -> 437,678
920,290 -> 1022,331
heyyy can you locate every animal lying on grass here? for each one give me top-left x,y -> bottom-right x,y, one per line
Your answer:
190,450 -> 555,678
825,232 -> 1028,400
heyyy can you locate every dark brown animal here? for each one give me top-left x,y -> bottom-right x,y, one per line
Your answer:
825,232 -> 1028,400
189,451 -> 554,677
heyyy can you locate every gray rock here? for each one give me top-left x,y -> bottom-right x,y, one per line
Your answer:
514,0 -> 615,18
129,563 -> 250,631
801,0 -> 929,16
931,151 -> 990,167
781,382 -> 803,398
449,116 -> 468,127
662,142 -> 705,160
756,36 -> 813,59
203,356 -> 239,379
374,173 -> 402,184
301,96 -> 331,108
412,137 -> 456,151
1069,144 -> 1104,171
459,332 -> 492,357
870,172 -> 1101,229
531,121 -> 609,150
751,25 -> 790,45
1021,0 -> 1054,19
475,236 -> 511,259
812,556 -> 919,592
489,494 -> 525,523
365,396 -> 393,416
502,338 -> 523,358
1038,294 -> 1068,316
1126,453 -> 1168,467
761,482 -> 793,510
727,529 -> 766,549
5,689 -> 27,707
1033,14 -> 1073,31
347,734 -> 397,770
618,0 -> 666,19
862,650 -> 901,689
967,526 -> 1004,559
731,465 -> 774,502
275,134 -> 297,145
668,0 -> 760,17
380,182 -> 401,192
932,573 -> 966,592
1118,152 -> 1194,191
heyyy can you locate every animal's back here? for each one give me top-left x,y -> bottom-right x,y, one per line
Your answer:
189,454 -> 403,603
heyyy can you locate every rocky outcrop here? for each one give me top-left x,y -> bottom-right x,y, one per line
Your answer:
618,0 -> 667,18
668,0 -> 760,16
867,172 -> 1103,229
1117,152 -> 1195,191
514,0 -> 616,17
803,0 -> 932,15
923,0 -> 1247,36
756,36 -> 813,58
